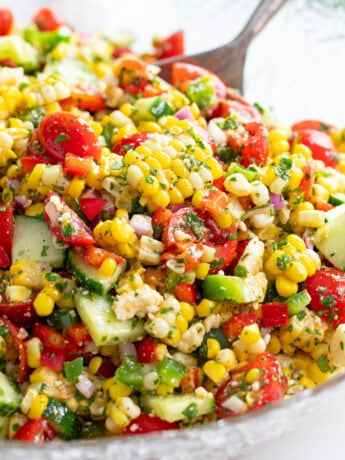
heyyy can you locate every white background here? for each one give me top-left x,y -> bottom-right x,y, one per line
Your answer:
7,0 -> 345,458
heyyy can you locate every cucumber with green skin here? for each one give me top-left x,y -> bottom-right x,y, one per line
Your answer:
68,248 -> 126,295
0,36 -> 39,71
133,96 -> 174,121
0,417 -> 9,438
0,371 -> 21,417
12,216 -> 66,268
74,290 -> 146,346
203,275 -> 245,302
329,193 -> 345,206
42,397 -> 81,440
141,394 -> 215,423
44,56 -> 99,87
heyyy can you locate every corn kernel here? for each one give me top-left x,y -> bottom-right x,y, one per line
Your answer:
67,178 -> 85,198
152,190 -> 170,208
293,143 -> 312,159
168,188 -> 184,205
203,360 -> 227,384
109,380 -> 133,400
286,234 -> 306,252
120,103 -> 134,117
180,302 -> 195,322
156,383 -> 174,396
276,275 -> 298,297
138,121 -> 161,133
103,377 -> 116,392
33,290 -> 55,316
98,257 -> 117,278
216,348 -> 237,370
214,210 -> 233,229
112,125 -> 137,144
285,262 -> 308,283
30,366 -> 57,384
110,407 -> 129,428
240,324 -> 261,346
299,253 -> 316,277
196,299 -> 217,317
163,328 -> 181,346
28,394 -> 49,420
176,178 -> 194,198
266,335 -> 281,355
25,203 -> 45,217
300,376 -> 316,389
111,217 -> 133,243
308,362 -> 332,384
175,314 -> 188,333
26,337 -> 43,368
245,368 -> 260,384
191,190 -> 205,208
195,262 -> 210,279
206,338 -> 221,358
89,356 -> 102,374
151,151 -> 171,168
43,286 -> 61,302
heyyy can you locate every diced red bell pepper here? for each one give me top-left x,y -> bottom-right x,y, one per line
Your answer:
14,418 -> 56,443
112,132 -> 153,156
172,283 -> 198,304
0,204 -> 13,258
261,303 -> 289,328
208,238 -> 238,274
0,317 -> 28,384
83,245 -> 125,267
20,156 -> 50,174
221,313 -> 258,341
63,154 -> 93,178
151,207 -> 172,227
40,348 -> 66,372
298,161 -> 315,195
241,122 -> 269,167
154,30 -> 184,60
0,299 -> 36,328
79,198 -> 108,221
33,323 -> 67,351
66,323 -> 92,347
201,190 -> 229,217
96,357 -> 116,378
123,413 -> 179,435
180,367 -> 200,393
212,176 -> 226,192
0,245 -> 10,267
136,337 -> 158,364
315,201 -> 334,212
66,84 -> 106,112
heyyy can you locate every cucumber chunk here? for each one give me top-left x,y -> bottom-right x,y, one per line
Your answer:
203,275 -> 245,302
329,193 -> 345,207
68,249 -> 126,295
133,96 -> 174,121
74,291 -> 145,346
0,36 -> 39,71
314,204 -> 345,270
44,56 -> 98,87
286,289 -> 311,315
0,371 -> 21,417
12,216 -> 66,268
141,393 -> 215,423
0,416 -> 9,438
43,397 -> 81,440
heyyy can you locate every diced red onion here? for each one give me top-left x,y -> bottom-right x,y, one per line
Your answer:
244,204 -> 273,219
171,204 -> 185,212
118,342 -> 137,362
269,192 -> 286,210
84,341 -> 99,355
76,375 -> 95,399
130,214 -> 153,236
15,195 -> 31,209
7,178 -> 20,191
303,228 -> 314,250
103,200 -> 115,218
81,188 -> 100,200
175,107 -> 194,121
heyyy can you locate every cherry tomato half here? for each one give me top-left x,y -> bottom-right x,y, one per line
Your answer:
293,129 -> 338,167
38,112 -> 101,162
0,8 -> 13,36
33,8 -> 66,31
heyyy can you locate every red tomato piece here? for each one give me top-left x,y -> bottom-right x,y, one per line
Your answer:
38,112 -> 101,162
299,161 -> 315,195
0,204 -> 13,257
63,154 -> 93,178
123,413 -> 179,435
0,245 -> 10,268
112,132 -> 153,156
96,357 -> 116,378
27,129 -> 50,158
315,201 -> 334,212
161,242 -> 204,272
20,156 -> 50,174
79,198 -> 107,221
261,303 -> 289,328
241,122 -> 269,167
136,337 -> 158,364
83,245 -> 124,267
44,192 -> 95,247
215,352 -> 286,419
14,419 -> 56,443
208,238 -> 238,274
294,129 -> 338,167
154,30 -> 184,59
62,84 -> 106,112
0,317 -> 28,384
217,99 -> 262,123
33,322 -> 67,351
291,119 -> 334,132
226,239 -> 250,275
40,348 -> 65,372
305,268 -> 345,327
180,367 -> 200,393
212,176 -> 226,191
172,283 -> 198,304
221,313 -> 258,341
0,8 -> 13,35
171,62 -> 227,99
201,190 -> 229,217
66,323 -> 92,347
0,299 -> 36,328
152,207 -> 172,227
33,8 -> 66,31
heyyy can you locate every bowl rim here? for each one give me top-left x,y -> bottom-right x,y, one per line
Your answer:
1,368 -> 344,456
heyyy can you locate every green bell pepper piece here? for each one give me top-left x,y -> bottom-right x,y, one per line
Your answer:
23,26 -> 72,53
116,355 -> 143,390
185,76 -> 217,109
227,163 -> 259,182
63,357 -> 83,384
157,357 -> 186,387
286,289 -> 311,315
203,275 -> 245,302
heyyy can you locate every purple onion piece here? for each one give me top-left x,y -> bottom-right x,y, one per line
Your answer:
269,192 -> 286,210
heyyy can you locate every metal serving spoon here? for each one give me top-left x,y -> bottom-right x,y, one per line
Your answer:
157,0 -> 288,93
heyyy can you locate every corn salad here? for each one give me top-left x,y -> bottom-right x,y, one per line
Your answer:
0,6 -> 345,443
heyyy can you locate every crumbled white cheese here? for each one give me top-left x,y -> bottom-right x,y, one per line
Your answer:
113,284 -> 163,320
177,322 -> 205,354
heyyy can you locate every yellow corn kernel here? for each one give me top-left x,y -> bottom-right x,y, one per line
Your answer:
88,356 -> 102,375
100,345 -> 117,356
138,121 -> 161,133
5,285 -> 32,302
98,257 -> 117,278
171,158 -> 188,178
26,164 -> 44,189
281,343 -> 296,355
285,262 -> 308,283
191,190 -> 204,208
206,338 -> 221,359
43,286 -> 61,302
138,175 -> 160,197
214,210 -> 233,229
168,188 -> 184,205
311,344 -> 329,361
164,169 -> 177,185
145,156 -> 162,171
203,360 -> 227,384
152,190 -> 170,208
42,272 -> 62,288
26,337 -> 43,368
292,354 -> 313,370
308,184 -> 329,204
268,129 -> 288,143
103,377 -> 116,392
293,143 -> 312,159
163,328 -> 181,347
109,380 -> 133,400
110,407 -> 129,428
288,167 -> 304,190
300,376 -> 316,389
299,253 -> 316,277
86,166 -> 102,190
118,241 -> 137,258
7,164 -> 21,178
170,139 -> 185,152
216,348 -> 237,370
175,314 -> 188,333
2,187 -> 13,203
180,302 -> 195,322
195,262 -> 210,280
155,343 -> 168,361
119,103 -> 133,117
111,217 -> 133,243
204,157 -> 224,179
156,383 -> 174,396
25,203 -> 44,217
286,234 -> 306,252
240,324 -> 261,346
308,362 -> 332,384
112,125 -> 137,144
176,178 -> 194,198
30,366 -> 57,384
276,275 -> 298,297
279,315 -> 304,344
266,335 -> 281,355
33,290 -> 55,316
270,140 -> 290,155
196,299 -> 217,317
28,394 -> 49,420
123,150 -> 141,167
68,178 -> 85,198
245,368 -> 260,384
151,150 -> 171,168
10,260 -> 44,289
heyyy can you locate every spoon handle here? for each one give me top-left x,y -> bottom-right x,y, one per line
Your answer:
234,0 -> 288,46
